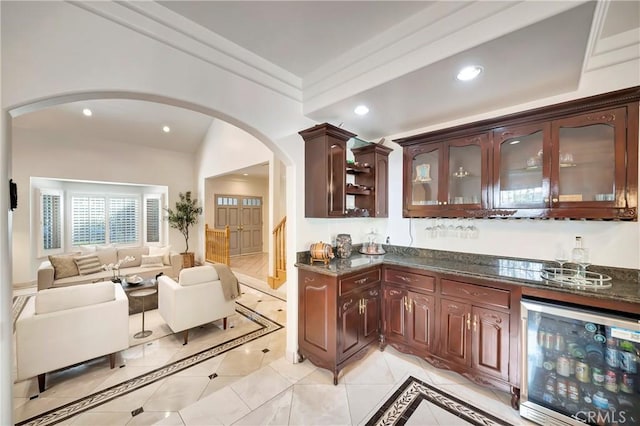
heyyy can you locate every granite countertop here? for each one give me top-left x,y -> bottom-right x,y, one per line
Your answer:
295,251 -> 640,305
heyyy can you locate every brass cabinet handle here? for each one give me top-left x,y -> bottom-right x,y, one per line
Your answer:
467,313 -> 471,330
408,298 -> 413,313
552,198 -> 558,203
354,277 -> 368,285
359,298 -> 365,315
473,315 -> 477,332
403,296 -> 408,312
544,198 -> 549,203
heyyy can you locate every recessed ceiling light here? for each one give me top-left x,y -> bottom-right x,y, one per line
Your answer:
354,105 -> 369,116
82,108 -> 92,117
162,126 -> 170,133
243,173 -> 249,176
456,65 -> 483,81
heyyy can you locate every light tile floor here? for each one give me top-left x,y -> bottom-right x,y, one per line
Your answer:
13,275 -> 533,426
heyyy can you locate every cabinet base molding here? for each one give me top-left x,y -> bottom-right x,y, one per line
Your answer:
384,341 -> 430,359
421,352 -> 517,395
298,342 -> 378,385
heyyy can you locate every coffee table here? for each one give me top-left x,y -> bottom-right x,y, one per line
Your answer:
121,278 -> 158,315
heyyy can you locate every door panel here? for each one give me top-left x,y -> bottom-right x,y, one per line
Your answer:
439,298 -> 470,367
215,196 -> 240,256
408,291 -> 435,352
384,287 -> 406,341
362,288 -> 380,346
472,306 -> 510,380
338,297 -> 361,362
215,194 -> 263,256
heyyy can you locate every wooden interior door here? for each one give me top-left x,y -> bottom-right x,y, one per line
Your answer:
240,196 -> 263,254
215,194 -> 262,256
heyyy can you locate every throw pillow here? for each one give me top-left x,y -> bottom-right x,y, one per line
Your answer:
149,245 -> 172,265
140,254 -> 164,268
74,254 -> 103,275
95,247 -> 118,266
117,247 -> 145,268
48,254 -> 80,279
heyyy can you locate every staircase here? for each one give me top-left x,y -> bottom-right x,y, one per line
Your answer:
267,216 -> 286,289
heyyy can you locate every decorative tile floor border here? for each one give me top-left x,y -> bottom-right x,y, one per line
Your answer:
12,295 -> 30,332
15,301 -> 283,426
365,376 -> 511,426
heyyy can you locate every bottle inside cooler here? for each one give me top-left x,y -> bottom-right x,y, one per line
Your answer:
526,309 -> 640,425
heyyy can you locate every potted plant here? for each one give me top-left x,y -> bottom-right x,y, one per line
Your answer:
165,191 -> 202,268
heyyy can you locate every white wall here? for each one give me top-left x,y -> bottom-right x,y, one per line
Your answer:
196,119 -> 274,260
11,127 -> 195,285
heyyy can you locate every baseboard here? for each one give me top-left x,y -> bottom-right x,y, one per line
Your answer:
13,281 -> 36,290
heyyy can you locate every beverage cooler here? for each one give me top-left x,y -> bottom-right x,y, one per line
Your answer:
521,299 -> 640,425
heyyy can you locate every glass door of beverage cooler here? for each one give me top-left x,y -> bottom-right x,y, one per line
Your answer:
521,299 -> 640,426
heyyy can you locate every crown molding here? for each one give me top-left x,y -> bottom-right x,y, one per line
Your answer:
68,1 -> 302,102
302,0 -> 591,115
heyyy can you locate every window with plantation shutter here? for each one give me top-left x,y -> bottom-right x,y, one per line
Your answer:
109,197 -> 139,244
71,196 -> 106,245
145,196 -> 161,244
39,190 -> 63,256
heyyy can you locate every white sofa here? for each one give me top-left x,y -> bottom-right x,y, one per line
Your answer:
158,265 -> 237,345
37,246 -> 182,291
15,281 -> 129,393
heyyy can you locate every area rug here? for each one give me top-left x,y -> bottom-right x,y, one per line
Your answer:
365,376 -> 511,426
15,297 -> 283,426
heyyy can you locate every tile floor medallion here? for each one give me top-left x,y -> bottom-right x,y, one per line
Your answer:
365,376 -> 512,426
12,285 -> 284,426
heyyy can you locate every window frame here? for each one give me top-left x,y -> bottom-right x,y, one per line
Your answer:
143,193 -> 164,246
38,189 -> 64,258
68,192 -> 142,249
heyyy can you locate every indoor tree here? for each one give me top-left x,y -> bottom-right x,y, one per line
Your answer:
165,191 -> 202,267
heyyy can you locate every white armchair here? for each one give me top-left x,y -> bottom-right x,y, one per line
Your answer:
158,265 -> 236,345
15,281 -> 129,393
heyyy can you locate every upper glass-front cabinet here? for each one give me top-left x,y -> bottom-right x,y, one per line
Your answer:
494,123 -> 550,209
551,108 -> 627,209
396,87 -> 639,220
404,134 -> 489,217
493,107 -> 630,216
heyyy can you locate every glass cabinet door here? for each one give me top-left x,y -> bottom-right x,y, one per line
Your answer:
494,123 -> 550,208
447,136 -> 485,207
409,145 -> 441,207
551,108 -> 627,208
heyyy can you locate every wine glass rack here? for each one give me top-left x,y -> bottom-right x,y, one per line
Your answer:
540,267 -> 612,289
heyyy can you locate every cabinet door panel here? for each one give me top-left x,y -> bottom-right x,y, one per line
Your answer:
301,282 -> 330,352
447,136 -> 486,208
552,107 -> 627,208
408,144 -> 441,208
439,298 -> 470,367
363,289 -> 380,344
383,287 -> 406,341
328,142 -> 347,216
408,291 -> 435,352
493,123 -> 551,209
472,306 -> 510,381
338,297 -> 361,362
